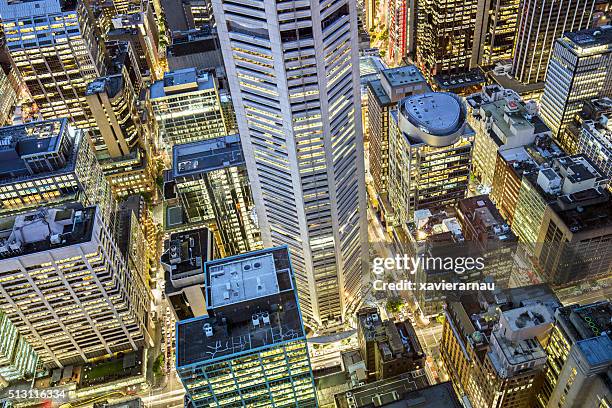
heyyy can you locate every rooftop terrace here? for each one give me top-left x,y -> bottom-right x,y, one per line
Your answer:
150,68 -> 214,99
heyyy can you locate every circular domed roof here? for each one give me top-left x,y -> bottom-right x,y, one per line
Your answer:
398,92 -> 467,147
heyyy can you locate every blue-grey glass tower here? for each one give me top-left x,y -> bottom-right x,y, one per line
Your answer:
175,246 -> 317,407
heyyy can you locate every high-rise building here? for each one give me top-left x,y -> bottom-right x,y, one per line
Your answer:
0,310 -> 38,384
0,204 -> 151,367
175,246 -> 318,407
0,119 -> 113,221
210,0 -> 367,328
466,85 -> 550,188
169,134 -> 262,256
367,65 -> 428,196
355,307 -> 425,382
563,96 -> 612,158
0,0 -> 105,128
387,0 -> 410,65
441,284 -> 561,408
416,0 -> 476,81
0,64 -> 18,126
537,301 -> 611,408
512,155 -> 611,284
512,0 -> 595,86
578,115 -> 612,183
86,44 -> 155,198
149,68 -> 227,152
107,7 -> 163,81
161,226 -> 215,320
388,92 -> 474,228
472,0 -> 520,68
539,26 -> 612,154
166,28 -> 223,72
182,0 -> 214,30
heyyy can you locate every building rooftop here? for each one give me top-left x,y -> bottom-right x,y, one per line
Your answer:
86,74 -> 124,98
555,301 -> 612,343
397,92 -> 469,147
458,195 -> 516,244
359,55 -> 386,83
368,382 -> 462,408
172,134 -> 244,179
564,25 -> 612,51
576,334 -> 612,368
0,118 -> 77,184
433,69 -> 486,91
176,246 -> 304,367
168,28 -> 219,57
161,227 -> 214,294
0,204 -> 96,259
381,65 -> 426,87
150,68 -> 214,99
367,80 -> 391,106
334,371 -> 430,408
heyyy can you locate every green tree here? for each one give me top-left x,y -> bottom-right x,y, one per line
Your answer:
386,296 -> 404,314
153,354 -> 165,377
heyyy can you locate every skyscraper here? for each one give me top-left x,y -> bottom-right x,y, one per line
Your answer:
0,309 -> 38,384
0,119 -> 113,221
86,43 -> 156,198
472,0 -> 520,67
149,68 -> 227,152
169,134 -> 262,256
210,0 -> 367,328
416,0 -> 479,81
175,246 -> 318,407
539,26 -> 612,154
512,0 -> 595,86
537,301 -> 611,408
0,0 -> 105,128
388,92 -> 474,227
0,204 -> 151,367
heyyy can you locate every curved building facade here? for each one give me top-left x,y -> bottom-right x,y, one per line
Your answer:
389,92 -> 474,228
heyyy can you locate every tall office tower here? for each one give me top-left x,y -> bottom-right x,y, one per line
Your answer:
539,26 -> 612,154
0,64 -> 18,126
0,310 -> 38,384
160,226 -> 215,320
466,85 -> 551,189
0,204 -> 150,367
169,135 -> 262,256
149,68 -> 227,153
176,246 -> 318,408
472,0 -> 520,67
86,45 -> 155,198
107,6 -> 163,82
367,65 -> 428,196
511,155 -> 611,284
537,301 -> 611,408
512,0 -> 595,86
578,115 -> 612,182
211,0 -> 367,328
388,0 -> 409,65
0,119 -> 113,221
118,195 -> 158,286
183,0 -> 214,30
441,284 -> 560,408
415,0 -> 478,81
0,0 -> 104,129
388,92 -> 474,228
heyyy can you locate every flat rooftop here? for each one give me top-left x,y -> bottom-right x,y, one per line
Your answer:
150,68 -> 214,99
176,247 -> 304,367
367,80 -> 391,106
161,227 -> 213,293
369,382 -> 462,408
381,65 -> 426,87
334,371 -> 430,408
564,25 -> 612,50
0,205 -> 96,260
434,69 -> 486,90
86,74 -> 124,98
0,119 -> 73,180
172,134 -> 244,179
